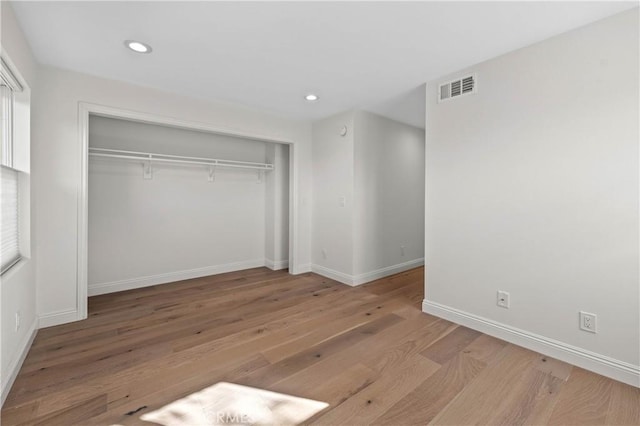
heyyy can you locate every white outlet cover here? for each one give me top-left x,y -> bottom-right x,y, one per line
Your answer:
579,311 -> 597,333
497,291 -> 510,308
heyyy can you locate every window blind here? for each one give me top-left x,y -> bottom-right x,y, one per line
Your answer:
1,165 -> 19,273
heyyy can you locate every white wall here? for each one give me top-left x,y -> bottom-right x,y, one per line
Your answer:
354,111 -> 425,278
311,111 -> 356,281
33,66 -> 312,327
88,116 -> 283,295
311,110 -> 425,285
423,9 -> 639,386
0,2 -> 38,404
264,143 -> 289,270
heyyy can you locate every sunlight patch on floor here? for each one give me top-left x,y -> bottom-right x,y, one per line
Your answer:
136,382 -> 329,425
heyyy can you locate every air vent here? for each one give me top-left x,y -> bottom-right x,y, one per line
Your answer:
451,80 -> 461,97
462,76 -> 474,93
438,74 -> 476,102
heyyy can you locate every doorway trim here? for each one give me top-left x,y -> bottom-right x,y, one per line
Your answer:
77,102 -> 298,320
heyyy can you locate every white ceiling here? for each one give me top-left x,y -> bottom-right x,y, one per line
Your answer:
11,1 -> 637,128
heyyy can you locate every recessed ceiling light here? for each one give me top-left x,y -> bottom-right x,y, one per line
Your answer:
125,40 -> 152,54
305,94 -> 319,102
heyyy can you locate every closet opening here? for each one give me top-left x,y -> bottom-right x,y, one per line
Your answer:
81,111 -> 291,307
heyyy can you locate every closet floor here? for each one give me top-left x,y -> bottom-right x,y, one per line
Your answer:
2,267 -> 638,425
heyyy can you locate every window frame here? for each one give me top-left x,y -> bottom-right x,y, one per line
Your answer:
1,56 -> 25,275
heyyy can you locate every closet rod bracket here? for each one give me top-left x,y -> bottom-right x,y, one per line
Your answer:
143,155 -> 153,180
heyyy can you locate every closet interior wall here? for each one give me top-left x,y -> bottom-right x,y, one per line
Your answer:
87,116 -> 289,296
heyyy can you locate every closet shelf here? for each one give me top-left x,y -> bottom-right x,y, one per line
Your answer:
88,148 -> 275,171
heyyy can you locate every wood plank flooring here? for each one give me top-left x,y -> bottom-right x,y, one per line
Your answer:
2,267 -> 639,425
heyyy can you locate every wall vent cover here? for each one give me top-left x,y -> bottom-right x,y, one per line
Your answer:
438,74 -> 476,102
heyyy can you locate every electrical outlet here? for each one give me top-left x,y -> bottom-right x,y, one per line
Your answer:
321,249 -> 327,260
579,311 -> 597,333
497,291 -> 510,309
339,196 -> 346,207
15,311 -> 21,332
400,246 -> 406,256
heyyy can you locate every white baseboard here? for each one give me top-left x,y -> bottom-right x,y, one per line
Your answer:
38,308 -> 80,328
265,259 -> 289,271
353,258 -> 424,286
311,264 -> 356,286
311,258 -> 424,287
88,259 -> 265,296
292,263 -> 312,274
422,299 -> 640,388
1,318 -> 38,407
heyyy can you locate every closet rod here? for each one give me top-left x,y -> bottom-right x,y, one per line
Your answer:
88,147 -> 274,171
